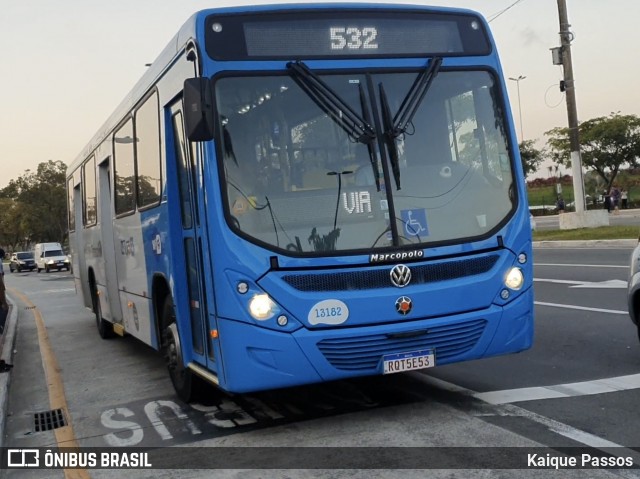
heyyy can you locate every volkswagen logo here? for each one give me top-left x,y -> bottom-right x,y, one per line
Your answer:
395,296 -> 412,315
390,264 -> 412,288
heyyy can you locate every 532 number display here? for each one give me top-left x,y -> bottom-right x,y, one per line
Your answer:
330,27 -> 379,50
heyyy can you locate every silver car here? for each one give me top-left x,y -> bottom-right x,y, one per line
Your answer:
627,241 -> 640,340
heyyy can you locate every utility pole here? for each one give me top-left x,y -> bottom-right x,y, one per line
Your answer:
557,0 -> 585,214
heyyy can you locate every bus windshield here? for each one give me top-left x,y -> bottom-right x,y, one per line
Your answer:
216,68 -> 514,255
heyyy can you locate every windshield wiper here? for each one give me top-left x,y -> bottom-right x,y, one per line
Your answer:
358,80 -> 381,190
379,83 -> 400,190
287,61 -> 376,145
380,57 -> 443,189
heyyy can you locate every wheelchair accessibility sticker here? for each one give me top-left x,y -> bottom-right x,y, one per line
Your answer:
401,209 -> 429,237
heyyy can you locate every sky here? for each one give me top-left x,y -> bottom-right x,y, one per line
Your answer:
1,0 -> 638,188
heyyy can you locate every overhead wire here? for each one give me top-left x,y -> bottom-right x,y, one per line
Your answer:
545,83 -> 565,109
488,0 -> 528,23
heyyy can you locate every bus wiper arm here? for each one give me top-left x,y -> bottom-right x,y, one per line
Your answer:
380,57 -> 442,189
379,83 -> 401,189
390,57 -> 442,138
359,81 -> 381,191
287,61 -> 376,144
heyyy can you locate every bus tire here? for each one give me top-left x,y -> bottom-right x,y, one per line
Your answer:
92,284 -> 115,339
162,297 -> 200,402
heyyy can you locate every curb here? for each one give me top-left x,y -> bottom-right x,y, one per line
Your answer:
0,300 -> 17,449
533,239 -> 638,248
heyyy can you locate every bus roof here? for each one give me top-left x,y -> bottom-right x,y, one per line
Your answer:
68,3 -> 488,176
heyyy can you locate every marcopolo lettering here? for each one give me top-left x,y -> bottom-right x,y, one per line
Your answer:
369,250 -> 424,264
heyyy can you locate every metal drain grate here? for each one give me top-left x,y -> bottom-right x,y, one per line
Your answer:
34,408 -> 67,432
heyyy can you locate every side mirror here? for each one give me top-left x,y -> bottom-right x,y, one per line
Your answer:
184,78 -> 215,142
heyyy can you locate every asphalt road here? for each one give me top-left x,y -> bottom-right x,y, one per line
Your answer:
430,245 -> 639,444
1,244 -> 640,478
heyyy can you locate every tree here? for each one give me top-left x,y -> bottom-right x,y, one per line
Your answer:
545,112 -> 640,191
0,160 -> 68,249
518,140 -> 545,177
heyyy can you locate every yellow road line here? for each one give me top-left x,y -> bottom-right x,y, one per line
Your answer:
9,288 -> 91,479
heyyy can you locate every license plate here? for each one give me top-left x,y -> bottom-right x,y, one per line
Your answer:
56,262 -> 64,267
383,349 -> 435,374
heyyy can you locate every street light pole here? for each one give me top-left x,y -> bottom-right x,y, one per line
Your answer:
509,75 -> 526,141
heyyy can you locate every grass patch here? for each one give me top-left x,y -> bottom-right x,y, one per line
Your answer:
528,185 -> 574,207
532,225 -> 639,241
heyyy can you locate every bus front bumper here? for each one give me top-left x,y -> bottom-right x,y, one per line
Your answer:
216,289 -> 533,394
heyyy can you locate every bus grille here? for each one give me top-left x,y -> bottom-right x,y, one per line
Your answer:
317,319 -> 487,371
283,255 -> 499,292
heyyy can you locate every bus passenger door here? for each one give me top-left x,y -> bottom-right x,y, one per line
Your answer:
98,158 -> 122,324
168,101 -> 218,375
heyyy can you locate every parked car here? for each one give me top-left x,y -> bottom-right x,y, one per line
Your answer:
9,251 -> 36,272
627,240 -> 640,341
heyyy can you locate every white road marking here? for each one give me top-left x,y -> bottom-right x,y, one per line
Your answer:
534,301 -> 627,315
535,263 -> 628,269
535,278 -> 589,286
534,278 -> 627,288
473,373 -> 640,405
417,374 -> 640,467
25,288 -> 76,295
572,279 -> 628,289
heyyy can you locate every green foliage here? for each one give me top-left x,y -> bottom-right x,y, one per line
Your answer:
519,139 -> 546,176
546,112 -> 640,191
0,160 -> 68,250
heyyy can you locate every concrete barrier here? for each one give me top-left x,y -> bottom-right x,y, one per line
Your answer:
559,210 -> 610,229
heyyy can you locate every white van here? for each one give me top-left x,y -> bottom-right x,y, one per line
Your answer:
34,242 -> 71,273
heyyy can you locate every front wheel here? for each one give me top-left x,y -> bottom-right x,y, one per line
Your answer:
162,297 -> 200,402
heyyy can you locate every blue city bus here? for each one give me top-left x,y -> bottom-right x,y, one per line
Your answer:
67,3 -> 534,401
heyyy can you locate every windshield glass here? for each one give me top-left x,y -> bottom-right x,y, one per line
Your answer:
17,253 -> 33,260
215,70 -> 514,255
44,250 -> 64,257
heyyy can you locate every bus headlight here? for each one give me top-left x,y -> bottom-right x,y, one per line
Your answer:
504,267 -> 524,290
249,294 -> 276,320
